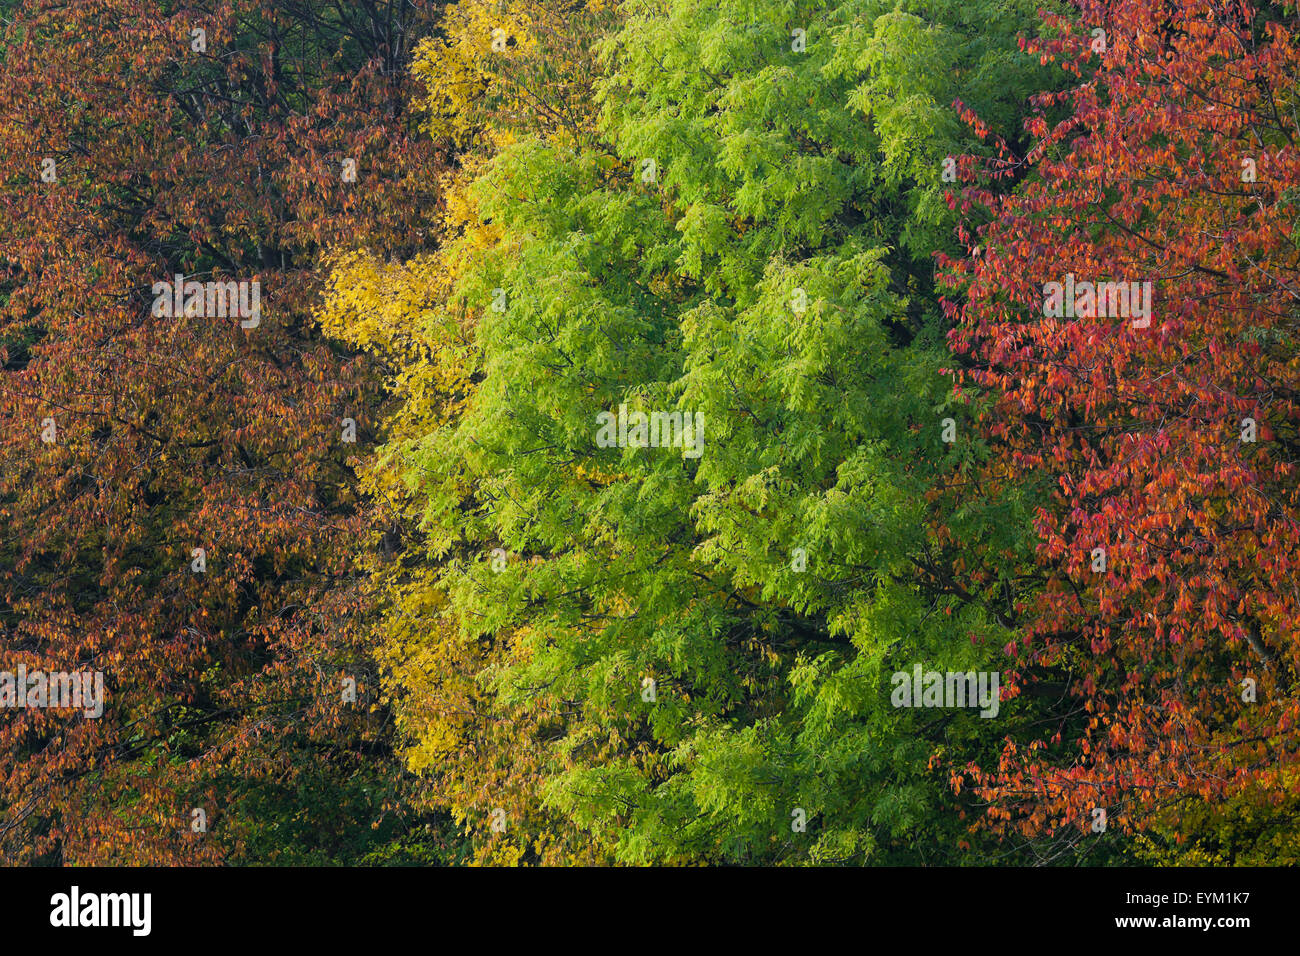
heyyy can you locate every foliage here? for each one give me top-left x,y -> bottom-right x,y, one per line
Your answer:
944,0 -> 1300,849
0,0 -> 458,864
8,0 -> 1298,868
328,0 -> 1058,864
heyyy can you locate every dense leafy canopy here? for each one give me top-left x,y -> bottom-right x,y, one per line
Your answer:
3,0 -> 1298,866
0,0 -> 456,864
944,0 -> 1300,859
326,0 -> 1063,865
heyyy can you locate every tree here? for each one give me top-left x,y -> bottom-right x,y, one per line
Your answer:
0,0 -> 455,864
944,0 -> 1300,851
330,0 -> 1057,864
320,0 -> 624,866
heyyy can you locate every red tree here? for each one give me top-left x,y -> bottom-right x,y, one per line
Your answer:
943,0 -> 1300,841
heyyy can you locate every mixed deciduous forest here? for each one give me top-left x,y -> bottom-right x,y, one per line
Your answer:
2,0 -> 1298,866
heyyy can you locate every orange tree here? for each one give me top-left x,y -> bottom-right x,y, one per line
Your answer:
0,0 -> 457,863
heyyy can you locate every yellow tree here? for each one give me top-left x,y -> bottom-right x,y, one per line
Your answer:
319,0 -> 619,864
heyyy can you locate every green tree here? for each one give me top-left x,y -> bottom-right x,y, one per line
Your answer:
338,0 -> 1062,863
